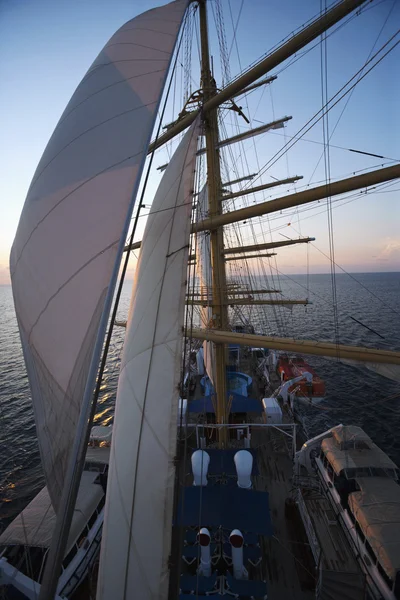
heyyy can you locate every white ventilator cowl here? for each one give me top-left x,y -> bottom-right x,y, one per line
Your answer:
234,450 -> 253,489
192,450 -> 210,486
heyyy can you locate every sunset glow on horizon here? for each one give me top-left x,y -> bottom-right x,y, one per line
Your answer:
1,0 -> 399,286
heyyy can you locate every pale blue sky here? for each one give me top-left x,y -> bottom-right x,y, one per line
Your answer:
1,0 -> 399,283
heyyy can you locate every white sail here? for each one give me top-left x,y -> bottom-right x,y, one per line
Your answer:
97,117 -> 200,600
9,0 -> 188,510
195,185 -> 216,385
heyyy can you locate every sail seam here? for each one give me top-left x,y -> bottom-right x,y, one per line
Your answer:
29,100 -> 159,192
57,69 -> 167,128
27,241 -> 117,343
11,150 -> 143,274
104,42 -> 172,55
81,58 -> 169,86
120,26 -> 176,37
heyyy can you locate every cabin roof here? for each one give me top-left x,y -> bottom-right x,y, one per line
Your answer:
0,471 -> 103,553
349,477 -> 400,580
321,426 -> 397,476
332,425 -> 371,446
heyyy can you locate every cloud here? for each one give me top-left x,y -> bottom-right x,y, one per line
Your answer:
376,238 -> 400,261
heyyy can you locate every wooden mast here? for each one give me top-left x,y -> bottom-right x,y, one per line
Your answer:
149,0 -> 368,153
199,0 -> 228,446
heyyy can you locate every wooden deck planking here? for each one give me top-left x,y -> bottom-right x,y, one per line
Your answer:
253,425 -> 315,599
302,489 -> 360,574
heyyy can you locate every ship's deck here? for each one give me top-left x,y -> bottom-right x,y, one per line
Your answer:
252,425 -> 315,598
300,487 -> 360,573
183,352 -> 366,599
181,355 -> 316,599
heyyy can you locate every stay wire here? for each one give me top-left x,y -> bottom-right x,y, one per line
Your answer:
307,0 -> 397,185
290,224 -> 400,319
320,0 -> 340,356
240,32 -> 400,192
89,10 -> 191,421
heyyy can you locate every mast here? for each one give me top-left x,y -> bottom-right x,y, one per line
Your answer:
150,0 -> 368,152
199,0 -> 228,446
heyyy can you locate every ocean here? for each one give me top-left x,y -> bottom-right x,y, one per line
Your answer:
1,272 -> 399,532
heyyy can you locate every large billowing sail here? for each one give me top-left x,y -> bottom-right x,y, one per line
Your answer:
9,0 -> 188,510
195,185 -> 216,385
97,118 -> 200,600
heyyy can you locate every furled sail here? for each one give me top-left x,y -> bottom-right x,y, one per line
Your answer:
97,117 -> 200,600
9,0 -> 188,510
195,185 -> 216,385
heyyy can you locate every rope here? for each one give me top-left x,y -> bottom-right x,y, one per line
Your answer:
238,31 -> 400,192
307,0 -> 397,186
320,0 -> 340,357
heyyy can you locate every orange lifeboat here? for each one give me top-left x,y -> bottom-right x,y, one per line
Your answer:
277,355 -> 326,399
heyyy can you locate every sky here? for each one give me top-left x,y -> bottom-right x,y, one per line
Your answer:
0,0 -> 399,284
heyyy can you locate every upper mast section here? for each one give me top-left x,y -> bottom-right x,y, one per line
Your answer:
198,0 -> 229,446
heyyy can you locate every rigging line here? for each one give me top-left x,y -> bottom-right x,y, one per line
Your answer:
222,160 -> 397,210
224,0 -> 352,86
194,2 -> 201,64
218,106 -> 287,334
258,180 -> 399,229
308,0 -> 397,185
220,123 -> 286,336
251,80 -> 269,123
222,14 -> 288,336
227,2 -> 358,96
320,0 -> 340,356
256,37 -> 400,189
241,0 -> 390,87
283,111 -> 302,238
227,0 -> 244,61
270,3 -> 381,81
266,130 -> 400,162
290,225 -> 400,318
256,38 -> 400,188
241,32 -> 400,190
271,535 -> 317,580
214,0 -> 231,85
267,35 -> 400,175
349,316 -> 385,340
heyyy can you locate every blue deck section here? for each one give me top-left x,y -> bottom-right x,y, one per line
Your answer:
225,571 -> 267,598
180,572 -> 218,594
182,543 -> 217,559
177,487 -> 273,536
206,449 -> 259,476
179,596 -> 224,600
188,393 -> 262,414
222,542 -> 261,564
